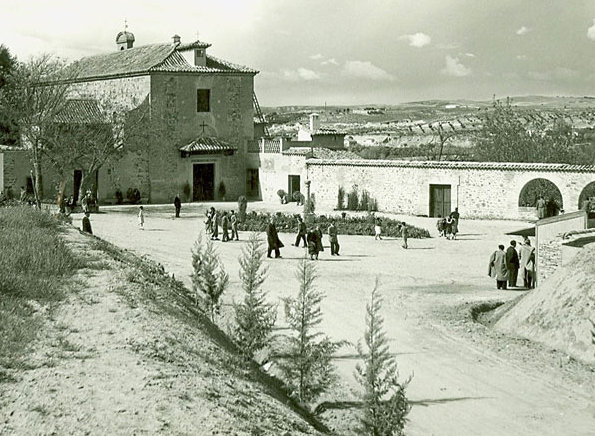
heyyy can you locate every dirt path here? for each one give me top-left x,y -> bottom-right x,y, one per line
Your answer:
85,205 -> 595,435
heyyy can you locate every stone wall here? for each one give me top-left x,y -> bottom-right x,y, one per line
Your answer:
535,211 -> 588,285
300,160 -> 595,220
1,150 -> 30,197
70,76 -> 151,110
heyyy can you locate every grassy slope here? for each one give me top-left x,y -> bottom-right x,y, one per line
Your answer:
0,207 -> 327,434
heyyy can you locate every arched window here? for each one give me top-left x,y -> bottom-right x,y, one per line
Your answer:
519,178 -> 563,217
578,181 -> 595,209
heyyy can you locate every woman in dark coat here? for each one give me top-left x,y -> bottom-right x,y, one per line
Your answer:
266,217 -> 283,258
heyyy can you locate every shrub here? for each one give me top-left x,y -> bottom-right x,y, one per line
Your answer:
233,233 -> 276,360
359,190 -> 370,211
115,189 -> 123,205
183,182 -> 191,202
126,188 -> 141,204
237,195 -> 248,223
355,280 -> 411,436
347,186 -> 359,210
337,186 -> 345,210
191,233 -> 229,322
277,189 -> 287,200
304,193 -> 315,214
277,259 -> 342,405
218,181 -> 227,200
292,191 -> 302,202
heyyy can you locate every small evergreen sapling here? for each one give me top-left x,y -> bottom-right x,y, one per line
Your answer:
355,280 -> 411,436
191,233 -> 229,322
278,258 -> 342,405
233,233 -> 277,359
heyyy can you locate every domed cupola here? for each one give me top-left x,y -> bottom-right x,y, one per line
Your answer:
116,30 -> 135,51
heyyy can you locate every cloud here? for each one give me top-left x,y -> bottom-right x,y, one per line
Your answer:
527,67 -> 579,81
516,54 -> 528,60
321,57 -> 339,66
516,26 -> 530,35
309,53 -> 323,60
342,60 -> 394,81
281,67 -> 321,81
464,52 -> 475,57
588,19 -> 595,40
436,42 -> 460,50
441,56 -> 471,77
399,32 -> 431,48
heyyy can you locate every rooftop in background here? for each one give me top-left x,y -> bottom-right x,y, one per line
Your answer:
53,99 -> 107,124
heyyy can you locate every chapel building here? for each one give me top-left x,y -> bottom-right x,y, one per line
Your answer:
64,30 -> 259,204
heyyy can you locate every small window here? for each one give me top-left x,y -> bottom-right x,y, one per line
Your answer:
195,49 -> 204,58
197,89 -> 210,112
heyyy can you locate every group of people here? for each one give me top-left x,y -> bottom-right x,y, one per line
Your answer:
374,217 -> 409,249
205,207 -> 239,242
265,215 -> 341,260
436,208 -> 459,240
488,237 -> 535,290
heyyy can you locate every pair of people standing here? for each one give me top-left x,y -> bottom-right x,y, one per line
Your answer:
294,216 -> 340,258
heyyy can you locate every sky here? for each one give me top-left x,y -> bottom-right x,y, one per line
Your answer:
1,0 -> 595,106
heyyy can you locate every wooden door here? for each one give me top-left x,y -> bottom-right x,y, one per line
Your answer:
429,184 -> 451,217
288,175 -> 301,201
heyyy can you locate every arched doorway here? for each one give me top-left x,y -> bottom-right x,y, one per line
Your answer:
518,178 -> 563,217
578,181 -> 595,209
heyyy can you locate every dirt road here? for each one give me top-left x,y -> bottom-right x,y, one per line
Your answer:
85,203 -> 595,435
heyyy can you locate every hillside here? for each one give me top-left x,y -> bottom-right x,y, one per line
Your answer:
0,225 -> 324,435
493,244 -> 595,364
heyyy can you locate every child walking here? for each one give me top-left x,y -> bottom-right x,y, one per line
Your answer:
138,206 -> 145,230
374,217 -> 383,240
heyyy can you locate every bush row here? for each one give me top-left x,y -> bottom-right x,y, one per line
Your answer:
237,211 -> 430,238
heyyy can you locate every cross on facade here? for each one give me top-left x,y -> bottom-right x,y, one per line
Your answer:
199,121 -> 209,134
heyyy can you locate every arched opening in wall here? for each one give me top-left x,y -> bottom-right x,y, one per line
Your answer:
518,178 -> 563,218
578,181 -> 595,209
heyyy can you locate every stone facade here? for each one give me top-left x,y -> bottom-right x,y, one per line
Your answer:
0,149 -> 30,197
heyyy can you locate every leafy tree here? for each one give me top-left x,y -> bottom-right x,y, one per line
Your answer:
233,233 -> 276,359
1,53 -> 75,206
475,98 -> 593,164
191,233 -> 229,322
355,280 -> 411,436
0,44 -> 18,145
278,258 -> 342,405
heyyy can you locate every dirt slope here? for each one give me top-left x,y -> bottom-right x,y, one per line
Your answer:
0,228 -> 323,435
495,244 -> 595,364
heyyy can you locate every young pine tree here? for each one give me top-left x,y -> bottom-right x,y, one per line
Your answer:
233,233 -> 277,360
191,233 -> 229,322
278,258 -> 342,405
355,280 -> 411,436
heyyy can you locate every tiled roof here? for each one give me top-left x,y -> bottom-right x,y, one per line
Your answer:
151,51 -> 258,74
63,43 -> 257,81
283,147 -> 360,159
53,99 -> 107,124
313,128 -> 347,136
176,40 -> 212,50
66,43 -> 176,81
306,159 -> 595,173
180,137 -> 237,155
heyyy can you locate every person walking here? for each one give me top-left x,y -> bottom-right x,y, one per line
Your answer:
294,215 -> 307,247
221,211 -> 230,242
230,210 -> 239,241
444,216 -> 454,240
450,217 -> 458,240
488,245 -> 508,290
174,194 -> 182,218
211,209 -> 219,240
536,196 -> 546,219
374,217 -> 383,240
266,217 -> 283,258
138,206 -> 145,230
205,207 -> 214,234
307,228 -> 320,260
82,211 -> 93,235
518,237 -> 535,289
314,224 -> 324,256
401,222 -> 408,249
505,240 -> 519,288
328,220 -> 340,256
